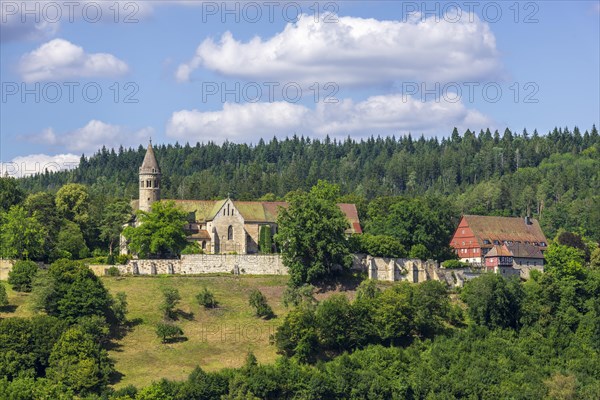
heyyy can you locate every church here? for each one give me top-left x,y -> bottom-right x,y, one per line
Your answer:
126,142 -> 362,255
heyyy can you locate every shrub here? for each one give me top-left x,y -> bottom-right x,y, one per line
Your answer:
181,243 -> 202,255
8,260 -> 39,292
156,322 -> 183,343
442,260 -> 470,269
196,287 -> 217,308
249,289 -> 275,319
116,254 -> 131,265
106,266 -> 120,276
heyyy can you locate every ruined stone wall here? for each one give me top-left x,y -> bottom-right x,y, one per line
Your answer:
352,254 -> 434,283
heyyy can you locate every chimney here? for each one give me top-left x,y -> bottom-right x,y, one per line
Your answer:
525,216 -> 532,225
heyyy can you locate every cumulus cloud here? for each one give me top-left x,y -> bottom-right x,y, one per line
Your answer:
1,153 -> 80,178
18,39 -> 129,82
166,95 -> 492,143
22,120 -> 154,154
176,13 -> 502,86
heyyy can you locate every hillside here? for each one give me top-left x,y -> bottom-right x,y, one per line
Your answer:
1,274 -> 363,389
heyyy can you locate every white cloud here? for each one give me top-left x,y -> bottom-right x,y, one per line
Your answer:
166,95 -> 492,143
167,102 -> 310,142
1,153 -> 80,178
18,38 -> 128,82
0,1 -> 154,42
22,120 -> 154,154
176,13 -> 502,86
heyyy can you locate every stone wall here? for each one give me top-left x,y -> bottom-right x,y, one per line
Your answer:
352,254 -> 434,283
116,254 -> 287,276
0,259 -> 15,280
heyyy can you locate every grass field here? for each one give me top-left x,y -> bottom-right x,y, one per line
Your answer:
0,273 -> 364,389
103,274 -> 290,388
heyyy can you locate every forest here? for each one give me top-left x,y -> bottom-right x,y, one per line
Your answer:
15,125 -> 600,245
1,125 -> 599,399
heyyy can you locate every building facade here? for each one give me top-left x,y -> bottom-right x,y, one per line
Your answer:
123,143 -> 362,255
450,215 -> 548,264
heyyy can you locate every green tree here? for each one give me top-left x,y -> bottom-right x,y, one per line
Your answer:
111,292 -> 128,326
258,225 -> 273,254
0,283 -> 8,307
122,201 -> 188,258
8,260 -> 39,292
545,243 -> 586,277
155,322 -> 184,343
99,199 -> 132,256
0,176 -> 25,212
55,183 -> 90,226
460,273 -> 523,330
55,220 -> 89,260
0,206 -> 47,260
46,326 -> 114,394
248,289 -> 274,319
196,287 -> 217,308
275,181 -> 351,286
160,287 -> 181,320
24,192 -> 61,260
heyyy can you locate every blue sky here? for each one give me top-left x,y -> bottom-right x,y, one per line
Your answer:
1,1 -> 599,176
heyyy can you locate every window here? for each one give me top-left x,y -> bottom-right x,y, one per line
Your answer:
223,209 -> 226,216
228,225 -> 233,240
153,179 -> 158,188
140,181 -> 144,188
202,241 -> 206,249
146,179 -> 152,188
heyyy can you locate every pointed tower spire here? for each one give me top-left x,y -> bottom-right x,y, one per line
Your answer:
139,141 -> 161,212
140,141 -> 160,174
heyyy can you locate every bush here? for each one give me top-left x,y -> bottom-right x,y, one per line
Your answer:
8,260 -> 39,292
442,260 -> 470,269
409,244 -> 429,260
106,266 -> 120,276
116,254 -> 131,265
181,243 -> 203,255
156,322 -> 183,343
249,289 -> 275,319
0,283 -> 8,307
196,287 -> 217,308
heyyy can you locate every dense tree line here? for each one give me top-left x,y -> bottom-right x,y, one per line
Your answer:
15,126 -> 600,243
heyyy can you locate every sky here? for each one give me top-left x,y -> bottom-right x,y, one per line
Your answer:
1,0 -> 599,177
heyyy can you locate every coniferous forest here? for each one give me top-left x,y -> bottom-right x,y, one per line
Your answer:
19,126 -> 600,242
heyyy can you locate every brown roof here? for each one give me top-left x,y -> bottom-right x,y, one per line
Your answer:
486,245 -> 513,257
131,199 -> 362,234
188,230 -> 211,240
462,215 -> 548,248
139,142 -> 160,174
506,243 -> 544,259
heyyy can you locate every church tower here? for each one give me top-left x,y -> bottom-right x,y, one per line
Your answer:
139,141 -> 161,212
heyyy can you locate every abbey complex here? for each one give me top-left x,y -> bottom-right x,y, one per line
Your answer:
126,142 -> 362,255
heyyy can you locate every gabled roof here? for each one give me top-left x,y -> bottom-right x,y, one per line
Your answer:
506,243 -> 544,259
140,142 -> 160,174
131,199 -> 362,234
461,215 -> 548,248
486,245 -> 513,257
